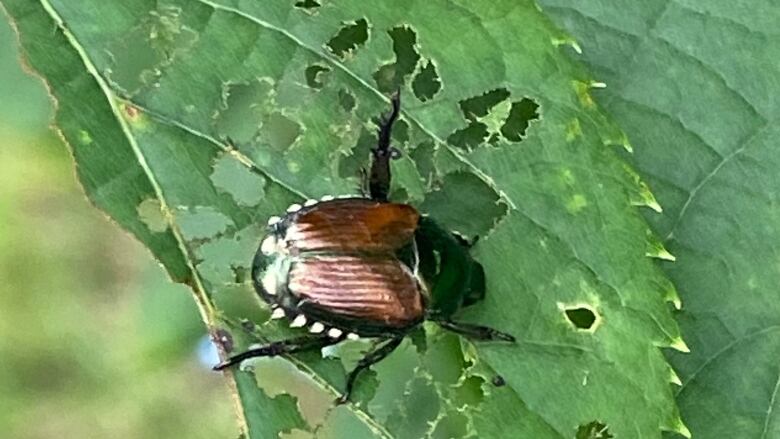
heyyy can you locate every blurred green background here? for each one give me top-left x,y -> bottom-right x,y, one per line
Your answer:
0,15 -> 237,439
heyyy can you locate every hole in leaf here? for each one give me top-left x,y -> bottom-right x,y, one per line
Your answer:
576,421 -> 613,439
338,129 -> 375,178
232,266 -> 248,284
215,79 -> 273,144
410,141 -> 436,185
412,59 -> 441,101
338,88 -> 357,112
420,171 -> 508,238
431,410 -> 468,439
210,154 -> 267,206
304,64 -> 330,89
564,306 -> 598,330
459,88 -> 510,121
137,198 -> 167,232
107,5 -> 197,93
373,26 -> 421,93
294,0 -> 320,12
326,18 -> 369,59
446,122 -> 488,150
260,112 -> 302,152
501,98 -> 540,141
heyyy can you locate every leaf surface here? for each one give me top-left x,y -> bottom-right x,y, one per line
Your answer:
2,0 -> 685,437
539,1 -> 780,437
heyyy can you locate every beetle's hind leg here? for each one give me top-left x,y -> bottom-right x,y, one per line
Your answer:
436,320 -> 515,342
213,334 -> 342,371
337,336 -> 404,404
368,92 -> 401,201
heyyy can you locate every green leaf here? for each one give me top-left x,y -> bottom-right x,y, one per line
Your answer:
538,1 -> 780,437
2,0 -> 684,437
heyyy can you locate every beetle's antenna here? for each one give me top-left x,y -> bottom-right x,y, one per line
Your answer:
369,91 -> 401,201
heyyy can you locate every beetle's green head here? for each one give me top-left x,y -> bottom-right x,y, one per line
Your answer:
414,216 -> 486,319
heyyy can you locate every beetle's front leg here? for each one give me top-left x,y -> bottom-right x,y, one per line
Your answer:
213,334 -> 342,371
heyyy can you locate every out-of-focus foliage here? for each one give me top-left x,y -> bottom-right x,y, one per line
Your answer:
0,18 -> 235,439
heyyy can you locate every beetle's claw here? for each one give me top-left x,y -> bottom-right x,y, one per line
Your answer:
212,362 -> 229,371
495,331 -> 516,343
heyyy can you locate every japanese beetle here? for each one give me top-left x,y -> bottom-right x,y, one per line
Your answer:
214,93 -> 514,403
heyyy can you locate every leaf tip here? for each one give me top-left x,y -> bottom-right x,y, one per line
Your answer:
665,287 -> 683,310
552,36 -> 582,54
673,417 -> 692,438
670,337 -> 690,353
669,367 -> 682,386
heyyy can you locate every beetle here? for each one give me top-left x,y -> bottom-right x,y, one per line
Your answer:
214,93 -> 514,403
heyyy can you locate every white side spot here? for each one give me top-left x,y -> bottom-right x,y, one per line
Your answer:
320,195 -> 335,201
261,270 -> 277,295
327,328 -> 343,338
309,322 -> 325,333
260,235 -> 277,255
287,203 -> 302,213
290,314 -> 307,328
304,199 -> 318,207
270,307 -> 285,320
346,332 -> 360,340
267,216 -> 281,226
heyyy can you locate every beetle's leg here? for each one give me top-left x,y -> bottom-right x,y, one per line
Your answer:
336,336 -> 404,404
436,320 -> 515,342
213,335 -> 342,371
369,92 -> 401,202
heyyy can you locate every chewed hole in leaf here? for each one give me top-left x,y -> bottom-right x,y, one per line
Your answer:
326,18 -> 369,60
576,421 -> 613,439
501,98 -> 540,141
293,0 -> 320,12
373,25 -> 421,93
459,88 -> 511,121
106,5 -> 197,92
412,59 -> 441,101
337,129 -> 375,179
420,171 -> 508,238
137,198 -> 168,232
447,122 -> 488,150
261,112 -> 302,152
175,206 -> 233,241
338,88 -> 356,112
304,64 -> 330,89
563,305 -> 599,331
250,357 -> 331,430
214,79 -> 273,144
448,89 -> 540,149
210,153 -> 267,207
410,141 -> 436,185
431,410 -> 469,439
